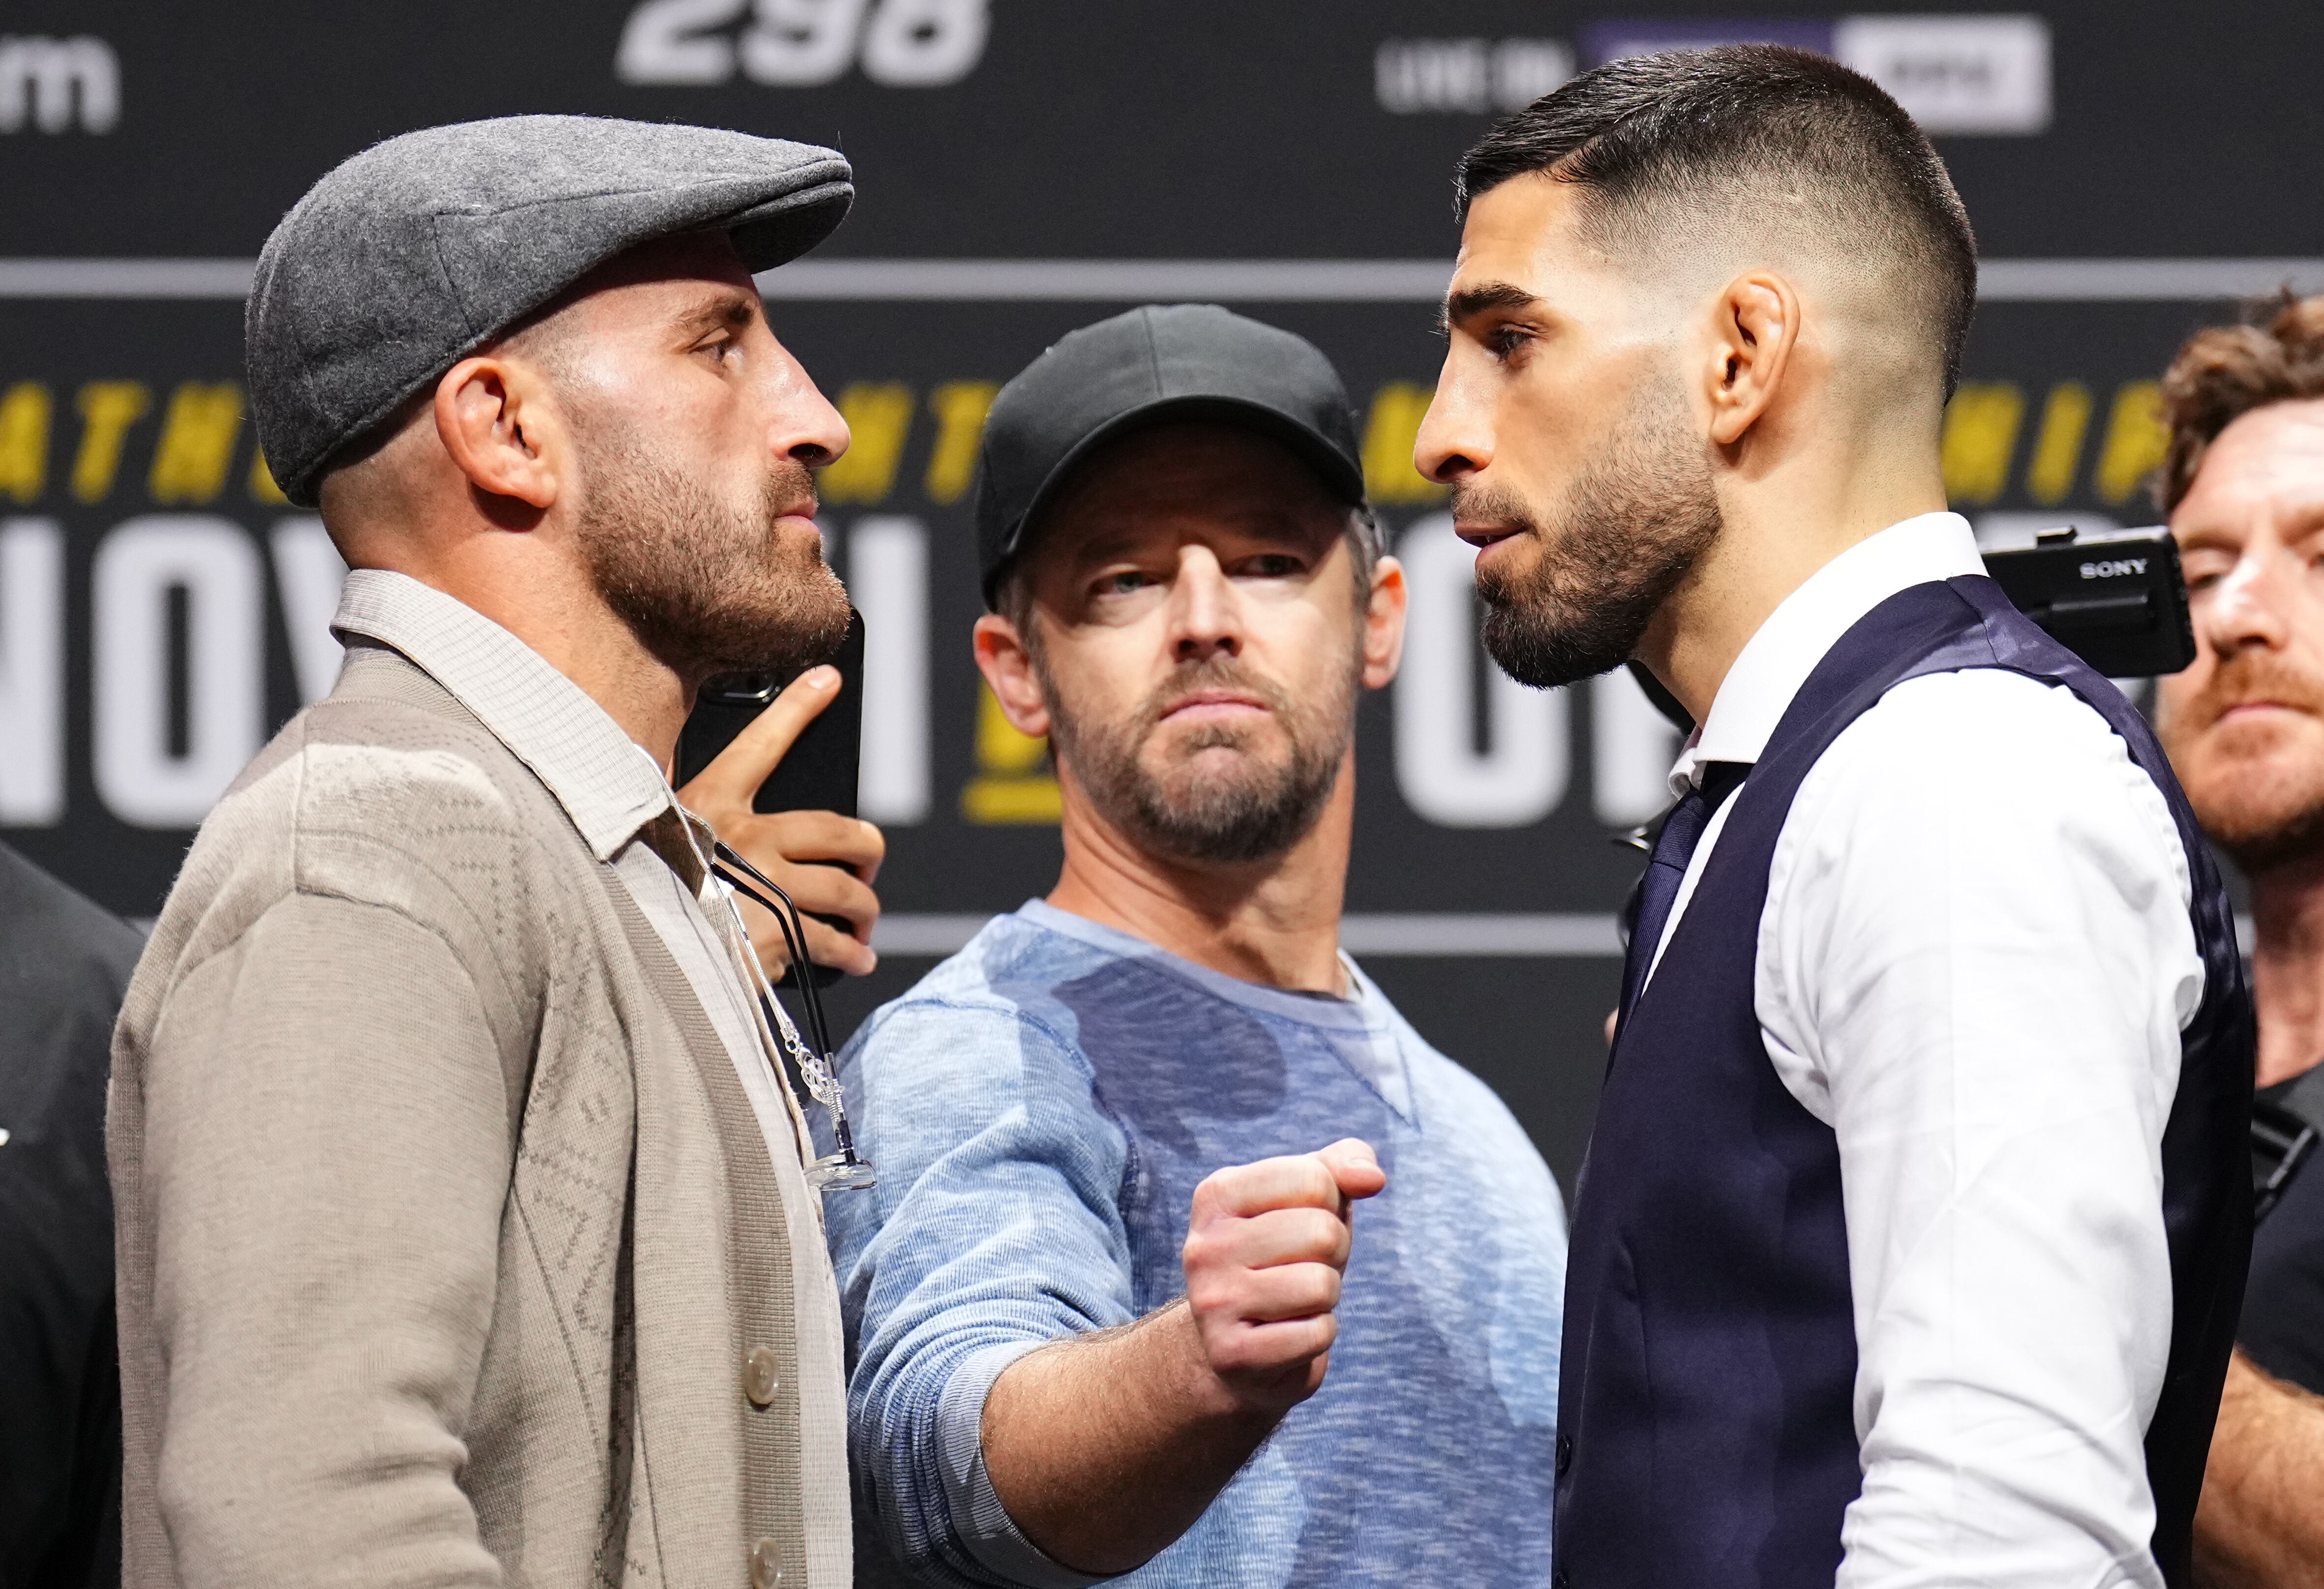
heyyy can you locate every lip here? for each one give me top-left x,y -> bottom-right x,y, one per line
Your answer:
1160,690 -> 1269,723
1455,522 -> 1521,550
2221,700 -> 2299,721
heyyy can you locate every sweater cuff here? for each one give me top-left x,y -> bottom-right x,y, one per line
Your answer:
937,1341 -> 1105,1589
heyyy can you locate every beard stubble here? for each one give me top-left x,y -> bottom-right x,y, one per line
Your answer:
571,424 -> 851,683
2164,648 -> 2324,871
1041,645 -> 1359,867
1466,374 -> 1723,690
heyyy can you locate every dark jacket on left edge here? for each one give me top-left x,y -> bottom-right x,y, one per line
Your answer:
0,842 -> 140,1589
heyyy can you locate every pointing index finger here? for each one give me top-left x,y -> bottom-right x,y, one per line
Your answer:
680,666 -> 839,812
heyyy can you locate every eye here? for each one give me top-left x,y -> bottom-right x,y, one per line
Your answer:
1485,322 -> 1533,360
1093,570 -> 1152,597
2178,548 -> 2235,595
1239,554 -> 1304,578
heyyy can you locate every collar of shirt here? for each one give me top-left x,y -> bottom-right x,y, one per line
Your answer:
331,567 -> 693,868
1668,511 -> 1985,797
1014,898 -> 1415,1122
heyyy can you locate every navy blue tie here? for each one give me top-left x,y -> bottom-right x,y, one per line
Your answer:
1615,760 -> 1750,1038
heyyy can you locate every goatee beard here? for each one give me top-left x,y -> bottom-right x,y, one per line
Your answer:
1467,375 -> 1722,690
571,429 -> 850,683
1044,651 -> 1355,866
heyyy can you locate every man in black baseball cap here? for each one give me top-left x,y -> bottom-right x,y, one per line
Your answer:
112,116 -> 882,1588
822,305 -> 1569,1588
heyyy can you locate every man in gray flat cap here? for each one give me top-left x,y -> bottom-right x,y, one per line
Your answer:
109,115 -> 884,1589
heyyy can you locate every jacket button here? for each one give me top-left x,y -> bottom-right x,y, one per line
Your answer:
1556,1432 -> 1572,1475
744,1347 -> 781,1407
749,1538 -> 784,1588
1553,1570 -> 1570,1589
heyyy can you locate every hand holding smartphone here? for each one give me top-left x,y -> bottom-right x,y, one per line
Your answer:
675,610 -> 881,988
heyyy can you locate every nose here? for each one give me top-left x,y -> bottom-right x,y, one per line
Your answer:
1167,545 -> 1243,665
763,342 -> 850,471
1415,352 -> 1490,486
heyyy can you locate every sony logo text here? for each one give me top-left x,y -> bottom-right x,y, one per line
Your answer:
2081,558 -> 2148,579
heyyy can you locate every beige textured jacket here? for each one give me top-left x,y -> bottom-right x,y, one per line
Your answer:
109,640 -> 844,1588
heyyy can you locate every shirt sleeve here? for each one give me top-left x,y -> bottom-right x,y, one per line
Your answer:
1757,669 -> 2203,1589
823,994 -> 1137,1589
139,892 -> 510,1589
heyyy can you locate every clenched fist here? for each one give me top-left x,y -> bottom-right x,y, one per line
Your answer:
1180,1138 -> 1388,1416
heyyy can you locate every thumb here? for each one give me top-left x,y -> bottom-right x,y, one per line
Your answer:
678,665 -> 839,813
1316,1138 -> 1387,1203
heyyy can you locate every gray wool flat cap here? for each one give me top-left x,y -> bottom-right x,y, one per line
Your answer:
246,114 -> 853,506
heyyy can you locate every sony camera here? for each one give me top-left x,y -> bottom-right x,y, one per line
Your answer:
1981,524 -> 2196,680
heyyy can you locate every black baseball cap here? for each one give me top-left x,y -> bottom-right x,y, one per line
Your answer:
973,303 -> 1368,607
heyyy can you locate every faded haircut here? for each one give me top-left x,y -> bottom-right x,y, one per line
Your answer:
2157,292 -> 2324,512
1455,44 -> 1979,398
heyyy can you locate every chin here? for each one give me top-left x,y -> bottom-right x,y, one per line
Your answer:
2195,719 -> 2324,785
1152,741 -> 1256,784
774,514 -> 827,550
1475,531 -> 1548,592
1148,735 -> 1275,787
2189,759 -> 2324,856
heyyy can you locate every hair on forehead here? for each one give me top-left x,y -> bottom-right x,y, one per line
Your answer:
2158,292 -> 2324,512
1455,44 -> 1977,398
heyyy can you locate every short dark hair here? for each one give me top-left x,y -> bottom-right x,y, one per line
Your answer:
1455,44 -> 1978,397
2157,292 -> 2324,512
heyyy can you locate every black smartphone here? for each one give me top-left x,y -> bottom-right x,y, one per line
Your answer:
1982,525 -> 2196,679
674,609 -> 864,987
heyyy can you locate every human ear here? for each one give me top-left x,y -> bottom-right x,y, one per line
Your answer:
1361,553 -> 1408,690
433,355 -> 562,510
1703,272 -> 1800,449
973,613 -> 1052,739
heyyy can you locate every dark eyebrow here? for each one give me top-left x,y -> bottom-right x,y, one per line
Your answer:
1438,280 -> 1542,335
674,288 -> 758,340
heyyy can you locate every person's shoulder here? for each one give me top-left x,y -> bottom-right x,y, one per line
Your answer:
1856,666 -> 2131,768
1800,667 -> 2192,906
187,650 -> 536,864
1829,668 -> 2177,831
844,910 -> 1098,1076
146,662 -> 572,997
1363,981 -> 1558,1168
293,657 -> 547,837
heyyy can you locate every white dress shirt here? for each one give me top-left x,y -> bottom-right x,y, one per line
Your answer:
1646,513 -> 2204,1589
332,569 -> 852,1585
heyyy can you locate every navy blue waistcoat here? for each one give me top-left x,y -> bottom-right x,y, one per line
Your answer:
1553,577 -> 2253,1589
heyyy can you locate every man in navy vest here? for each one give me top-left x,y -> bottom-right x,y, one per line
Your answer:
1417,44 -> 2252,1589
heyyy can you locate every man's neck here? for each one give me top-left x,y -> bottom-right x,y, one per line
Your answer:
1642,441 -> 1948,725
1045,762 -> 1354,996
361,545 -> 693,774
2249,852 -> 2324,1088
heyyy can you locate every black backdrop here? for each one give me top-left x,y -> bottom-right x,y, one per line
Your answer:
4,0 -> 2320,1188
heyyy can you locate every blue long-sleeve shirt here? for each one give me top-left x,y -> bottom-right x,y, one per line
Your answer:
825,900 -> 1567,1588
